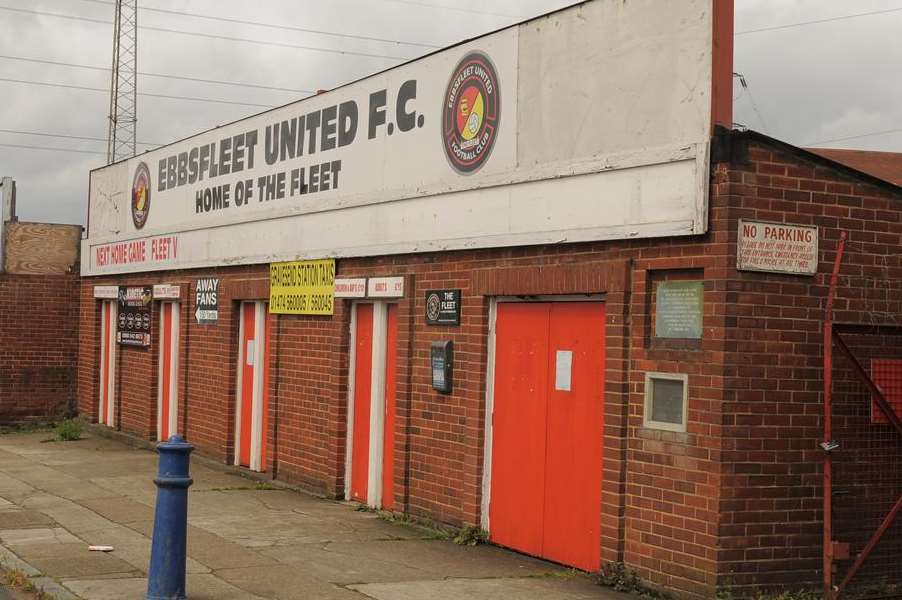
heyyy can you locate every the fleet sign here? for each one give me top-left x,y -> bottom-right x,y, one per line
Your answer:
269,259 -> 336,315
84,0 -> 716,276
425,289 -> 461,326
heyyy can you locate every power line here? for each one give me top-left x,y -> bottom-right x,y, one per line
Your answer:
0,76 -> 277,108
0,128 -> 160,147
0,142 -> 105,156
0,6 -> 413,62
0,54 -> 313,95
77,0 -> 441,49
806,128 -> 902,146
379,0 -> 521,19
733,72 -> 769,133
736,6 -> 902,35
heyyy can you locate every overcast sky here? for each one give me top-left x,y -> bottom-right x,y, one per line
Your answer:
0,0 -> 900,225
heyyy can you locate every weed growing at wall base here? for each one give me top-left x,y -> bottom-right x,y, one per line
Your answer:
53,419 -> 82,441
596,562 -> 674,600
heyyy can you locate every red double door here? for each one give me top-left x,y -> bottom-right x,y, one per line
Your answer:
490,302 -> 606,572
236,301 -> 271,472
349,303 -> 398,509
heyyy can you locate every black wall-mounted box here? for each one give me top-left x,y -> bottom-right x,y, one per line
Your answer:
431,340 -> 453,394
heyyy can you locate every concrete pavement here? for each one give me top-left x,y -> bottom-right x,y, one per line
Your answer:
0,432 -> 625,600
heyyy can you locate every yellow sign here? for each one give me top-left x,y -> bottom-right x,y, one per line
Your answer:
269,259 -> 336,315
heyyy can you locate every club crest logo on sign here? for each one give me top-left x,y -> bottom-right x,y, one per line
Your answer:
441,51 -> 500,174
131,162 -> 151,229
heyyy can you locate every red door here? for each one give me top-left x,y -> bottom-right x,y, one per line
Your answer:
490,302 -> 605,572
351,304 -> 374,502
236,302 -> 270,471
157,302 -> 179,441
350,303 -> 398,508
489,303 -> 549,557
98,300 -> 117,427
239,302 -> 256,468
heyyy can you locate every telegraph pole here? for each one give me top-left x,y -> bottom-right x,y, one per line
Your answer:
107,0 -> 138,164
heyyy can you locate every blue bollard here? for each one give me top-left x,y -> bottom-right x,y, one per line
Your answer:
146,435 -> 194,600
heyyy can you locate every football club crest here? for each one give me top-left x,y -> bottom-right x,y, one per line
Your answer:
131,162 -> 151,230
441,51 -> 500,174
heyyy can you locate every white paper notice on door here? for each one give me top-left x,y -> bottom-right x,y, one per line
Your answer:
555,350 -> 572,391
246,340 -> 255,366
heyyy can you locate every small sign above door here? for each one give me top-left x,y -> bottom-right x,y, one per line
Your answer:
368,277 -> 404,298
334,278 -> 367,298
93,285 -> 119,299
153,284 -> 180,299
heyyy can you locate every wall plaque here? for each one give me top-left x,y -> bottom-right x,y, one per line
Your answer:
425,289 -> 461,326
655,281 -> 703,339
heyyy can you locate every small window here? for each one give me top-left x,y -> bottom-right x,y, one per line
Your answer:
644,372 -> 688,432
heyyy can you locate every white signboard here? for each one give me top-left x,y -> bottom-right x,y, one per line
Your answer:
83,0 -> 716,276
367,277 -> 404,298
153,284 -> 180,299
334,278 -> 367,298
93,285 -> 119,299
737,220 -> 818,276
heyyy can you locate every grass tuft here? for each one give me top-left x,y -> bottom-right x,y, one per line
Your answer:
54,419 -> 83,442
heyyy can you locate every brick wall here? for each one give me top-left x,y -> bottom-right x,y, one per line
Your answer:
75,132 -> 902,600
716,136 -> 902,596
0,273 -> 79,423
78,246 -> 727,599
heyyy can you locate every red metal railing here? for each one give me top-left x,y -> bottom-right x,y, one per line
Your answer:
824,231 -> 902,599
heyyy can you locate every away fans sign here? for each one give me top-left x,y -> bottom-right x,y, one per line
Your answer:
195,278 -> 219,324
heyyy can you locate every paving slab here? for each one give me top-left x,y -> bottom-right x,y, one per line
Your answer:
0,511 -> 54,530
76,496 -> 155,525
349,577 -> 618,600
0,527 -> 80,545
216,565 -> 368,600
61,577 -> 148,600
258,539 -> 562,585
24,552 -> 140,579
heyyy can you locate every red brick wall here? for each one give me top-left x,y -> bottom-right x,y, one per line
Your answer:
74,133 -> 902,600
0,273 -> 79,423
716,138 -> 902,596
78,245 -> 727,600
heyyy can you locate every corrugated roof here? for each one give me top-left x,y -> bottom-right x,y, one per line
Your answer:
805,147 -> 902,187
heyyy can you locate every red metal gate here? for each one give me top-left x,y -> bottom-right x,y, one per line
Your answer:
824,232 -> 902,599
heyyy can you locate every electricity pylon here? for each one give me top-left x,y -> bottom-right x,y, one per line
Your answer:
107,0 -> 138,164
